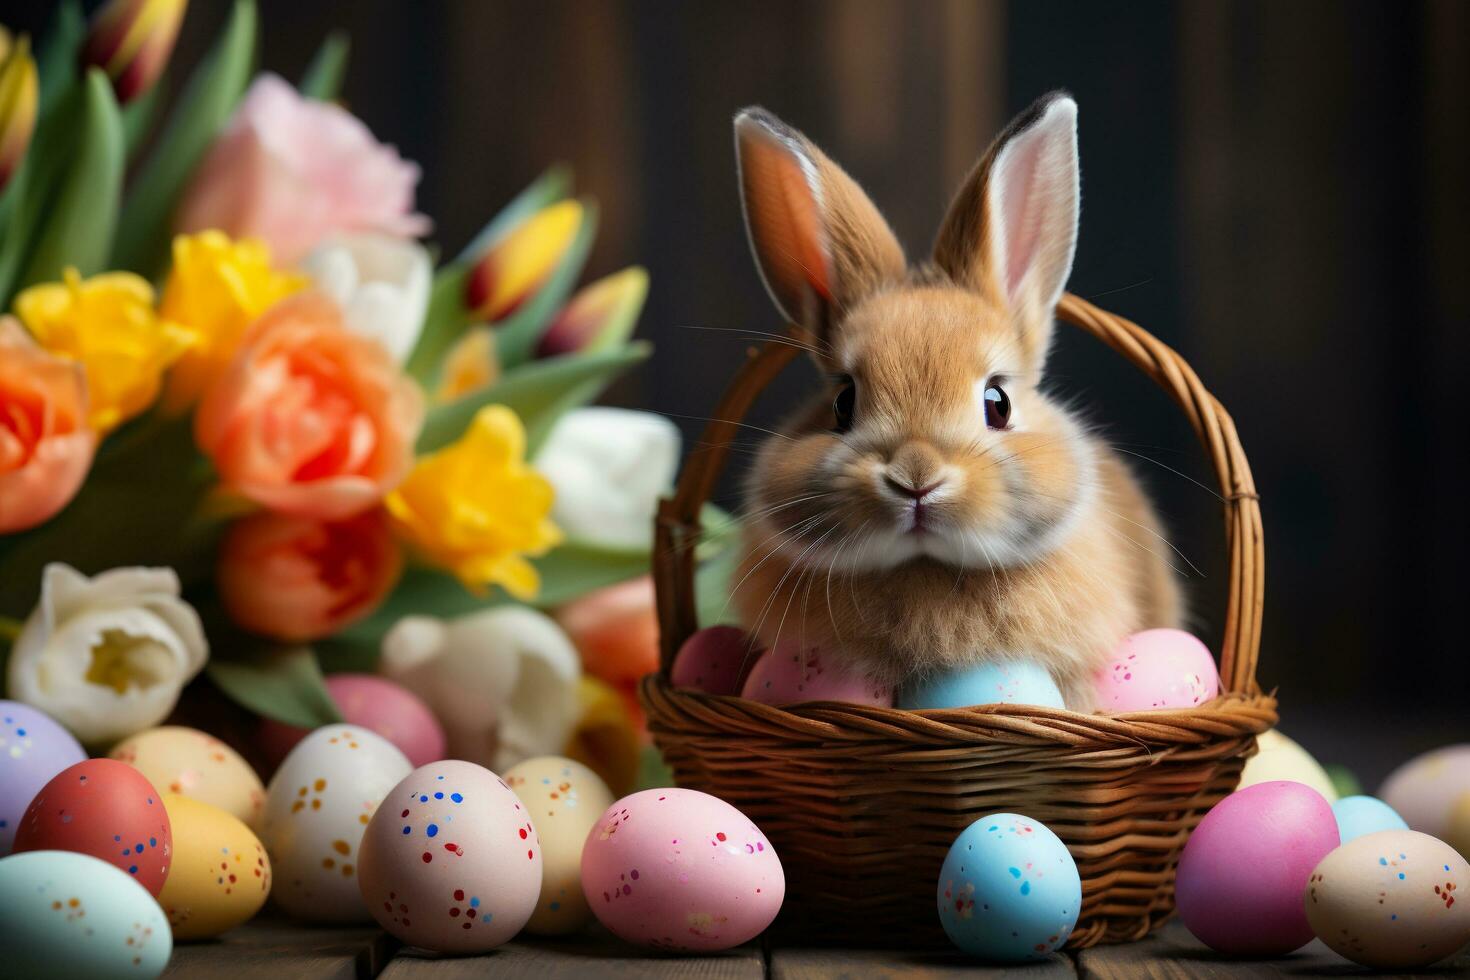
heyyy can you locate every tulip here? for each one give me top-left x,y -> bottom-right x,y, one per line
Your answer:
555,575 -> 661,685
301,233 -> 431,364
7,563 -> 208,746
0,30 -> 38,194
535,267 -> 648,359
465,200 -> 582,322
434,325 -> 499,402
81,0 -> 188,105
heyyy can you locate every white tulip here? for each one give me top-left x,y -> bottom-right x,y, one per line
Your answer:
534,407 -> 680,551
7,564 -> 208,747
301,232 -> 431,363
380,606 -> 581,772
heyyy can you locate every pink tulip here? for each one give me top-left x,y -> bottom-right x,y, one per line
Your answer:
174,73 -> 430,264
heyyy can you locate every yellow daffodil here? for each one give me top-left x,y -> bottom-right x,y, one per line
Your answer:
159,231 -> 306,411
465,200 -> 582,321
386,405 -> 561,599
15,268 -> 192,434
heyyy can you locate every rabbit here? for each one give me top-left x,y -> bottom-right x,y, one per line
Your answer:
728,92 -> 1182,710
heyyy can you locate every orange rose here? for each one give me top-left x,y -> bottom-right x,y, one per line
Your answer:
195,292 -> 424,519
217,508 -> 402,642
0,317 -> 95,534
554,575 -> 660,685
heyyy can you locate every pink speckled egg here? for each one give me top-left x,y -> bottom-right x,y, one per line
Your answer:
581,787 -> 784,951
258,674 -> 446,769
739,641 -> 891,707
1092,629 -> 1220,712
357,760 -> 541,952
671,627 -> 762,695
1176,780 -> 1339,955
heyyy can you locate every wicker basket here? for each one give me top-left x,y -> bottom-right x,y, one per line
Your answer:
640,292 -> 1277,948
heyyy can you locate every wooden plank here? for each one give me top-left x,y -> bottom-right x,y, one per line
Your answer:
770,946 -> 1075,979
379,928 -> 763,979
163,916 -> 393,980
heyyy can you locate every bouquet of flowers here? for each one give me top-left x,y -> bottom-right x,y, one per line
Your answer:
0,0 -> 711,791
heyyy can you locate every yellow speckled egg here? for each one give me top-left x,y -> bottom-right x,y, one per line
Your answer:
110,727 -> 265,828
157,794 -> 271,940
504,755 -> 614,934
1305,829 -> 1470,968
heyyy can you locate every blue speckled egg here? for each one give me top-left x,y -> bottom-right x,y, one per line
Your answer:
0,701 -> 86,854
899,661 -> 1065,710
937,813 -> 1080,961
1333,795 -> 1408,843
0,849 -> 171,978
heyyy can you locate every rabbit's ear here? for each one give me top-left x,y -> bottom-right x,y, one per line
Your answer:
734,107 -> 905,352
933,92 -> 1079,363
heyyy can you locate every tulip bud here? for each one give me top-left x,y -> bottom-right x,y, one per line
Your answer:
436,325 -> 499,402
81,0 -> 188,104
464,200 -> 582,322
535,266 -> 649,359
0,30 -> 38,193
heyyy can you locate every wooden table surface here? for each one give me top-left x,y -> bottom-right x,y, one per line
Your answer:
162,917 -> 1470,978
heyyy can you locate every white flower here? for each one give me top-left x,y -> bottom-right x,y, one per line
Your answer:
301,232 -> 431,363
380,606 -> 581,772
7,564 -> 208,746
534,407 -> 681,551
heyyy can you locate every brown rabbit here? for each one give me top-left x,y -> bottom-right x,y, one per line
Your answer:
729,92 -> 1182,709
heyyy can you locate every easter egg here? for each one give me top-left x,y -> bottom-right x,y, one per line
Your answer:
0,850 -> 171,978
581,787 -> 784,950
0,701 -> 86,854
1305,829 -> 1470,968
937,814 -> 1080,960
13,759 -> 171,896
740,641 -> 891,707
262,724 -> 412,922
899,660 -> 1066,710
157,794 -> 271,939
258,674 -> 446,769
1176,780 -> 1339,955
109,727 -> 265,828
358,760 -> 542,952
1092,628 -> 1219,712
1238,729 -> 1339,802
671,626 -> 760,695
1333,795 -> 1409,843
504,755 -> 615,934
1381,744 -> 1470,844
1448,793 -> 1470,862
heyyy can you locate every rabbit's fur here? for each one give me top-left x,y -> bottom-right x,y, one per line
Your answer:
729,93 -> 1181,709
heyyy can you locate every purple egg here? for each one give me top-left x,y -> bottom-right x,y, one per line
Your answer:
0,700 -> 87,854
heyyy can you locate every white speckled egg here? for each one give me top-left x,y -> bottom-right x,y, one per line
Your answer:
357,760 -> 542,952
262,724 -> 411,922
0,849 -> 171,978
1305,829 -> 1470,968
504,755 -> 613,935
110,727 -> 265,828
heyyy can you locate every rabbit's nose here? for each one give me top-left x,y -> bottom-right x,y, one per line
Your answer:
884,474 -> 944,501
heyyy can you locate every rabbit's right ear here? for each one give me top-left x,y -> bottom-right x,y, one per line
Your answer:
734,108 -> 905,354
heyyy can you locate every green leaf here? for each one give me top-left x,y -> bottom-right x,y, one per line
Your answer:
490,201 -> 599,369
299,31 -> 350,101
36,0 -> 86,117
112,0 -> 257,276
531,539 -> 651,608
695,535 -> 744,628
120,80 -> 164,159
17,70 -> 125,287
206,647 -> 343,727
417,342 -> 650,455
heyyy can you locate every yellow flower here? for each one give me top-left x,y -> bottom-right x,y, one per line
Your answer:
159,231 -> 307,411
14,268 -> 192,434
0,30 -> 38,195
465,200 -> 583,321
387,405 -> 561,599
435,325 -> 499,402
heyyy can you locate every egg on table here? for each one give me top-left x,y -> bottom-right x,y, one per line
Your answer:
257,674 -> 447,769
505,755 -> 615,934
1091,628 -> 1220,712
1332,795 -> 1409,843
1305,828 -> 1470,968
581,787 -> 784,951
899,660 -> 1065,710
0,849 -> 171,979
1381,744 -> 1470,846
109,726 -> 265,828
13,759 -> 172,896
358,759 -> 543,952
1237,729 -> 1339,802
0,700 -> 86,854
670,626 -> 761,696
262,724 -> 412,922
937,813 -> 1080,960
157,794 -> 270,940
740,641 -> 891,707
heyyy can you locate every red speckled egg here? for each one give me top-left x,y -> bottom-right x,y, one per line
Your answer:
13,758 -> 172,896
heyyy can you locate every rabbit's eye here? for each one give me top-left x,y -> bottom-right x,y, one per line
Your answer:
832,378 -> 856,433
983,383 -> 1011,429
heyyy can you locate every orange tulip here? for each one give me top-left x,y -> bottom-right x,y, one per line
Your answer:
554,575 -> 660,685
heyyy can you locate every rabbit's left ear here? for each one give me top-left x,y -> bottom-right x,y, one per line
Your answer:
933,92 -> 1079,363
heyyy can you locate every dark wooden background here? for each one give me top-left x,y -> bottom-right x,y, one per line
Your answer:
6,1 -> 1467,783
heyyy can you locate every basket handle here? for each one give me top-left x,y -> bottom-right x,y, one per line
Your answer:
653,292 -> 1265,696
